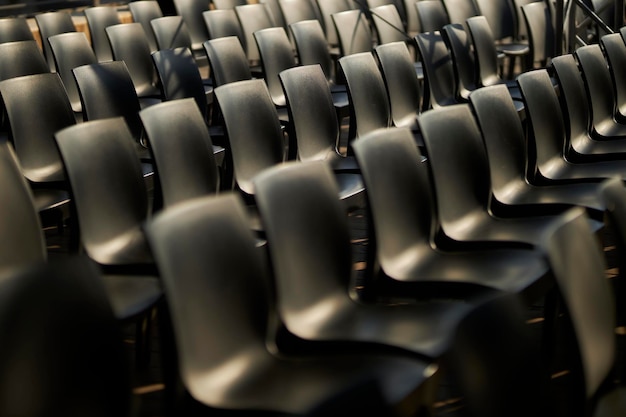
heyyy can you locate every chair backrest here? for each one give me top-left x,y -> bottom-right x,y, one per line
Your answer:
214,79 -> 284,197
600,33 -> 626,122
374,41 -> 421,129
338,51 -> 391,139
513,0 -> 542,41
574,44 -> 618,137
260,0 -> 289,32
0,257 -> 132,417
151,47 -> 209,119
522,1 -> 555,67
289,19 -> 335,82
128,0 -> 164,52
150,15 -> 193,51
0,17 -> 35,44
34,11 -> 76,72
403,0 -> 419,35
279,0 -> 323,43
0,40 -> 49,82
540,206 -> 616,404
72,61 -> 144,142
139,98 -> 219,209
469,83 -> 531,201
203,8 -> 246,49
48,31 -> 98,113
172,0 -> 211,50
315,0 -> 352,46
105,22 -> 160,98
415,30 -> 457,110
279,64 -> 340,161
0,73 -> 74,184
417,104 -> 493,231
516,68 -> 569,181
550,54 -> 593,156
204,36 -> 252,87
253,160 -> 354,309
465,15 -> 503,87
54,118 -> 150,265
441,0 -> 479,28
415,0 -> 450,33
145,193 -> 275,399
441,23 -> 477,101
331,9 -> 373,57
0,141 -> 47,267
352,127 -> 436,269
235,3 -> 276,63
474,0 -> 516,41
370,4 -> 412,47
254,26 -> 296,107
83,6 -> 122,62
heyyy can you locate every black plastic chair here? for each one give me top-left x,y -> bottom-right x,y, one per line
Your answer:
414,30 -> 458,110
417,103 -> 565,249
278,0 -> 322,46
260,0 -> 289,33
521,0 -> 555,69
203,36 -> 251,87
34,10 -> 76,72
351,126 -> 551,302
469,82 -> 607,222
105,22 -> 162,99
370,4 -> 415,54
254,158 -> 487,361
145,192 -> 439,416
415,0 -> 450,33
253,26 -> 295,109
441,23 -> 477,102
48,31 -> 98,115
202,8 -> 246,48
128,0 -> 163,52
235,3 -> 277,65
600,33 -> 626,125
171,0 -> 211,57
72,60 -> 155,164
550,53 -> 626,162
149,15 -> 193,51
331,9 -> 374,57
0,73 -> 72,221
441,0 -> 478,29
0,257 -> 133,417
518,66 -> 626,185
338,51 -> 391,143
0,17 -> 35,44
83,6 -> 122,63
139,98 -> 220,210
315,0 -> 353,48
0,40 -> 50,82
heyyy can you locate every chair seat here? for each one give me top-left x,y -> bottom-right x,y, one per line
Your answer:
102,273 -> 163,320
497,42 -> 530,56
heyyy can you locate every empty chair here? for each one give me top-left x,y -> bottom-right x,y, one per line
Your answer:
0,40 -> 49,81
235,3 -> 277,64
415,30 -> 458,110
278,0 -> 322,44
0,73 -> 73,216
139,98 -> 220,209
34,11 -> 76,72
521,0 -> 556,69
278,65 -> 364,209
83,6 -> 122,62
415,0 -> 450,33
0,258 -> 133,417
203,36 -> 251,87
331,9 -> 374,57
253,26 -> 295,109
403,0 -> 420,36
417,103 -> 565,249
350,127 -> 551,301
260,0 -> 289,33
370,4 -> 416,62
550,54 -> 626,162
441,0 -> 478,28
465,15 -> 522,98
441,23 -> 478,101
338,51 -> 391,143
149,15 -> 193,51
202,8 -> 245,47
145,192 -> 439,416
128,0 -> 163,52
518,67 -> 626,185
469,82 -> 607,221
72,61 -> 154,162
600,33 -> 626,125
106,23 -> 161,99
315,0 -> 352,48
48,31 -> 98,114
374,41 -> 422,132
0,17 -> 35,44
172,0 -> 211,55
